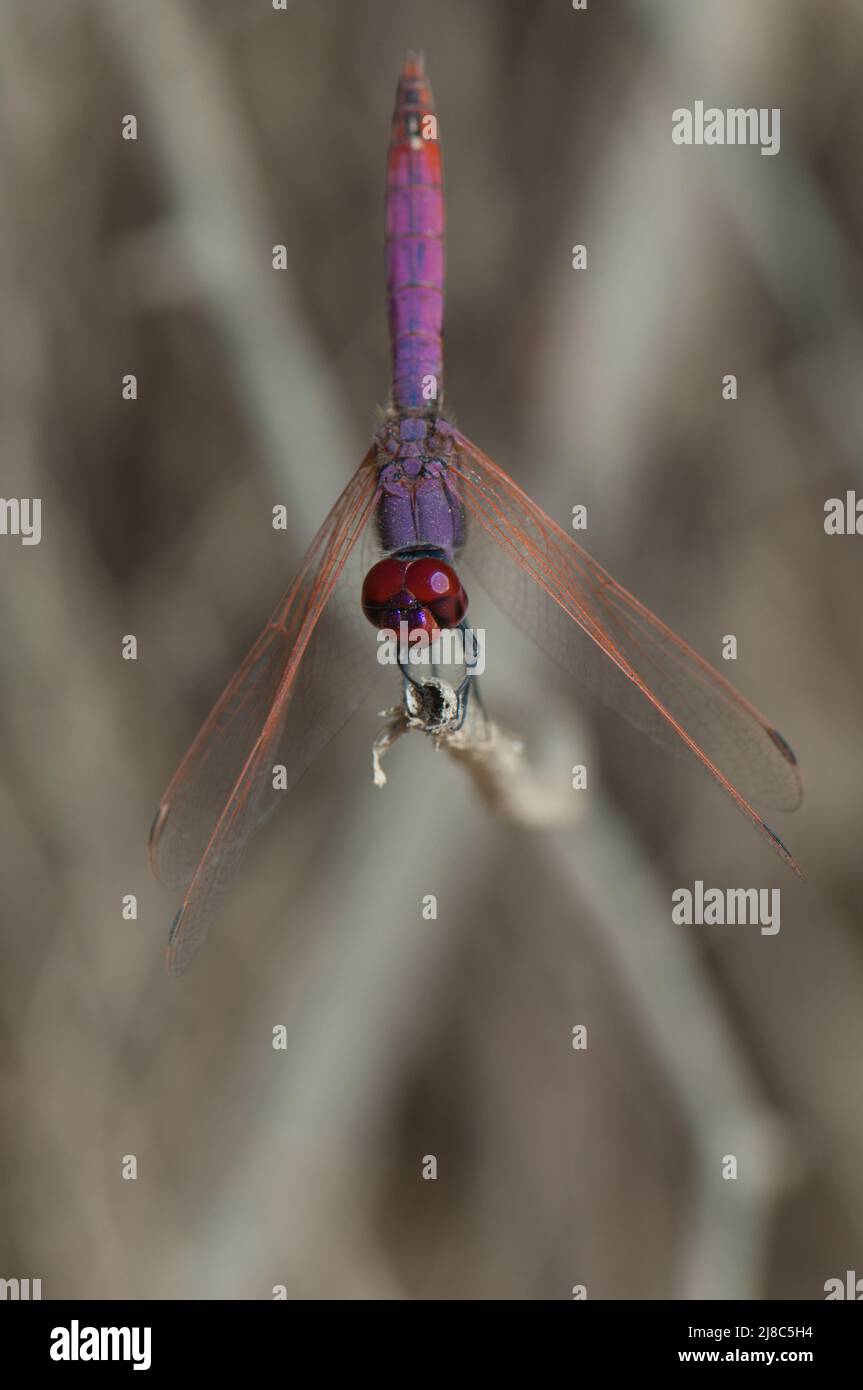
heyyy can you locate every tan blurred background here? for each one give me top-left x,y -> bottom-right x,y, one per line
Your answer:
1,0 -> 862,1299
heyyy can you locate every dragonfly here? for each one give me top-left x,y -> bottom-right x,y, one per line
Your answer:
150,53 -> 803,974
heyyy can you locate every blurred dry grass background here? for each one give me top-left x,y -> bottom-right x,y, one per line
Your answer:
1,0 -> 863,1299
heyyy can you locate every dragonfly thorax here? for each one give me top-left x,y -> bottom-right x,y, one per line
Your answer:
374,413 -> 455,466
374,412 -> 465,562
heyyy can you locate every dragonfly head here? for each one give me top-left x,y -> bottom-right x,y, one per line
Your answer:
361,550 -> 468,636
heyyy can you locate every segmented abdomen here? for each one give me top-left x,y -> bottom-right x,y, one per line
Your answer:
385,55 -> 444,413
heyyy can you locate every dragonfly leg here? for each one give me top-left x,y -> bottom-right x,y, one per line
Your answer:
397,618 -> 481,732
452,673 -> 481,731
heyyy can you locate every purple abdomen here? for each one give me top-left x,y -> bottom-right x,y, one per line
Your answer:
385,54 -> 444,413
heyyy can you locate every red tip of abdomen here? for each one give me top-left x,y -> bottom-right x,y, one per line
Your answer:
400,51 -> 425,81
390,52 -> 437,150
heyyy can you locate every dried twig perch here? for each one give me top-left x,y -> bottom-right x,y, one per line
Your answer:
373,677 -> 576,827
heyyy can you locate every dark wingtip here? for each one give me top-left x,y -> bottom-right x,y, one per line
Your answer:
762,821 -> 806,880
164,908 -> 186,976
148,802 -> 170,871
768,727 -> 798,766
168,905 -> 183,945
163,900 -> 193,978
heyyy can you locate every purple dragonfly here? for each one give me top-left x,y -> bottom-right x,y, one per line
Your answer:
150,53 -> 803,973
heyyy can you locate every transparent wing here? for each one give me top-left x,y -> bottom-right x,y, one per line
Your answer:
450,430 -> 803,874
150,454 -> 381,972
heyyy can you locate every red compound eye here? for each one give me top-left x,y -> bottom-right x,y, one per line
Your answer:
427,592 -> 467,628
405,558 -> 468,628
362,557 -> 407,616
404,557 -> 461,603
362,555 -> 468,631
